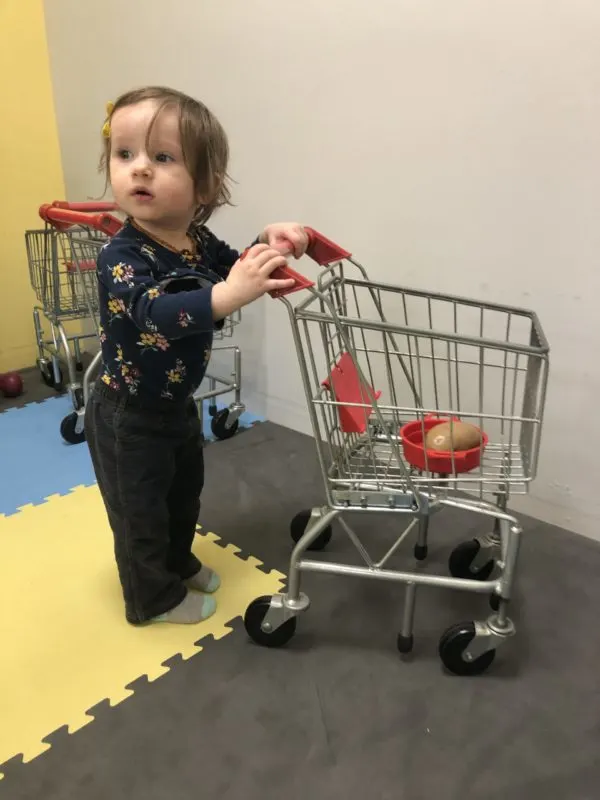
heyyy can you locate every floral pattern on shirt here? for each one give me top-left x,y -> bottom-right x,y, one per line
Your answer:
96,220 -> 242,403
111,262 -> 135,287
161,359 -> 187,399
100,370 -> 120,391
107,296 -> 126,321
138,332 -> 170,353
181,249 -> 197,265
115,345 -> 141,394
140,244 -> 157,263
178,310 -> 194,328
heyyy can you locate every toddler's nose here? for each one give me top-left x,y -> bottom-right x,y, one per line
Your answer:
131,154 -> 152,176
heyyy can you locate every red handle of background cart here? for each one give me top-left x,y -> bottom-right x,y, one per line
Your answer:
240,227 -> 351,298
50,200 -> 119,213
39,204 -> 122,237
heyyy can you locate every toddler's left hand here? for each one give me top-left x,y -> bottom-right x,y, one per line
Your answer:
260,223 -> 309,259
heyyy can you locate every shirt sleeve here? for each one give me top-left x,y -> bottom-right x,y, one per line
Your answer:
200,227 -> 261,278
97,241 -> 218,339
199,228 -> 240,278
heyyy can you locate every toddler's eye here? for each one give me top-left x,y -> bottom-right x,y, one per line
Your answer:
156,152 -> 174,163
115,149 -> 132,160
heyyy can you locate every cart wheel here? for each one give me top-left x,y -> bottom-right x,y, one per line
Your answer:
438,622 -> 496,676
210,408 -> 239,440
38,359 -> 63,391
290,510 -> 333,551
244,596 -> 297,648
448,539 -> 495,581
60,412 -> 85,445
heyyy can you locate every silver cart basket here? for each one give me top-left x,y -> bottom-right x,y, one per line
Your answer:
25,202 -> 119,410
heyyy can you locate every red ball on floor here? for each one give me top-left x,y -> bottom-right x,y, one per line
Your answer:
0,372 -> 24,398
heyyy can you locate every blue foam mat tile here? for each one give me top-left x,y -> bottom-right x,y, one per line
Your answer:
0,395 -> 96,515
0,395 -> 264,516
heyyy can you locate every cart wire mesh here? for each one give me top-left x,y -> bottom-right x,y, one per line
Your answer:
288,260 -> 549,508
25,223 -> 242,341
25,225 -> 106,322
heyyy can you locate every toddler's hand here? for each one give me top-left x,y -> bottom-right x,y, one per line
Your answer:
211,244 -> 295,319
260,223 -> 309,258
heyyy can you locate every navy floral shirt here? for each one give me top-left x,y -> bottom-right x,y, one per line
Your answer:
96,219 -> 245,405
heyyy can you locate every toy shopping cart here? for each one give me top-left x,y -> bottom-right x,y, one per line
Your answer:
243,228 -> 549,676
26,202 -> 247,444
25,202 -> 121,424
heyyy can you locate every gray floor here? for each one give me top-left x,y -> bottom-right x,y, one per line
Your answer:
0,352 -> 95,411
5,422 -> 600,799
0,363 -> 62,410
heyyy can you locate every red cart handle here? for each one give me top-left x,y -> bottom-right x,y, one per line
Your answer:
50,200 -> 119,213
269,227 -> 351,298
241,227 -> 351,298
303,227 -> 351,265
39,204 -> 122,237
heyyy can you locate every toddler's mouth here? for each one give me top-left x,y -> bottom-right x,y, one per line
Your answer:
131,187 -> 154,199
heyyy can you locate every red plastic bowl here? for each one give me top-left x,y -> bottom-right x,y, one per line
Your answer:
399,415 -> 488,474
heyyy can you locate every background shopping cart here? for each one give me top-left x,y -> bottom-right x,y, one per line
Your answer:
25,202 -> 246,444
24,201 -> 119,410
243,227 -> 549,676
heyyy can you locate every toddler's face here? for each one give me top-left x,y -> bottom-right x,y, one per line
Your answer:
109,99 -> 198,229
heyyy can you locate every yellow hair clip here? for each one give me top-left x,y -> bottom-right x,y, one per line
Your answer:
102,101 -> 114,139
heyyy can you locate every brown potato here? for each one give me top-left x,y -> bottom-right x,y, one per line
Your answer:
424,421 -> 482,452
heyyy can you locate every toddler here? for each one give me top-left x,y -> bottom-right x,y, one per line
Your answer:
85,86 -> 308,625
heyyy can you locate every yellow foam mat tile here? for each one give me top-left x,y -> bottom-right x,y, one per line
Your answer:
0,484 -> 285,778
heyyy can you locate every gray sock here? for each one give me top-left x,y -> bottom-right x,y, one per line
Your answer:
185,565 -> 221,594
151,592 -> 216,624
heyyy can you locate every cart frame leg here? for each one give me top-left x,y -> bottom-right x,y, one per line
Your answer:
260,508 -> 339,634
463,520 -> 521,661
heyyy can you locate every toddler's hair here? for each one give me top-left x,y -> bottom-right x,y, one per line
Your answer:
100,86 -> 232,225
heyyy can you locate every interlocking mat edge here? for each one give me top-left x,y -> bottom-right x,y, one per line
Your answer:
0,484 -> 285,780
0,394 -> 264,517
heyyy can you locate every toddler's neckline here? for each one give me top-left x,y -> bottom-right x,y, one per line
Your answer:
128,217 -> 197,256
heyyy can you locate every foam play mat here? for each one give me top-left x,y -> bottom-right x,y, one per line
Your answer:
0,395 -> 264,516
0,484 -> 285,779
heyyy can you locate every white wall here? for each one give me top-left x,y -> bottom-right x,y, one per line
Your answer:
44,0 -> 600,540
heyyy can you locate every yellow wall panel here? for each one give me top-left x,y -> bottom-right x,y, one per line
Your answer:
0,0 -> 66,372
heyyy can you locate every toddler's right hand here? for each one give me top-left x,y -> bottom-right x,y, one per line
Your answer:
211,244 -> 295,319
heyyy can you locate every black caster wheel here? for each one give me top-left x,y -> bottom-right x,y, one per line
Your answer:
438,622 -> 496,676
397,634 -> 414,654
60,412 -> 85,445
448,540 -> 495,581
414,543 -> 428,561
244,596 -> 297,648
290,510 -> 333,551
76,361 -> 84,372
210,408 -> 239,440
39,360 -> 63,391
